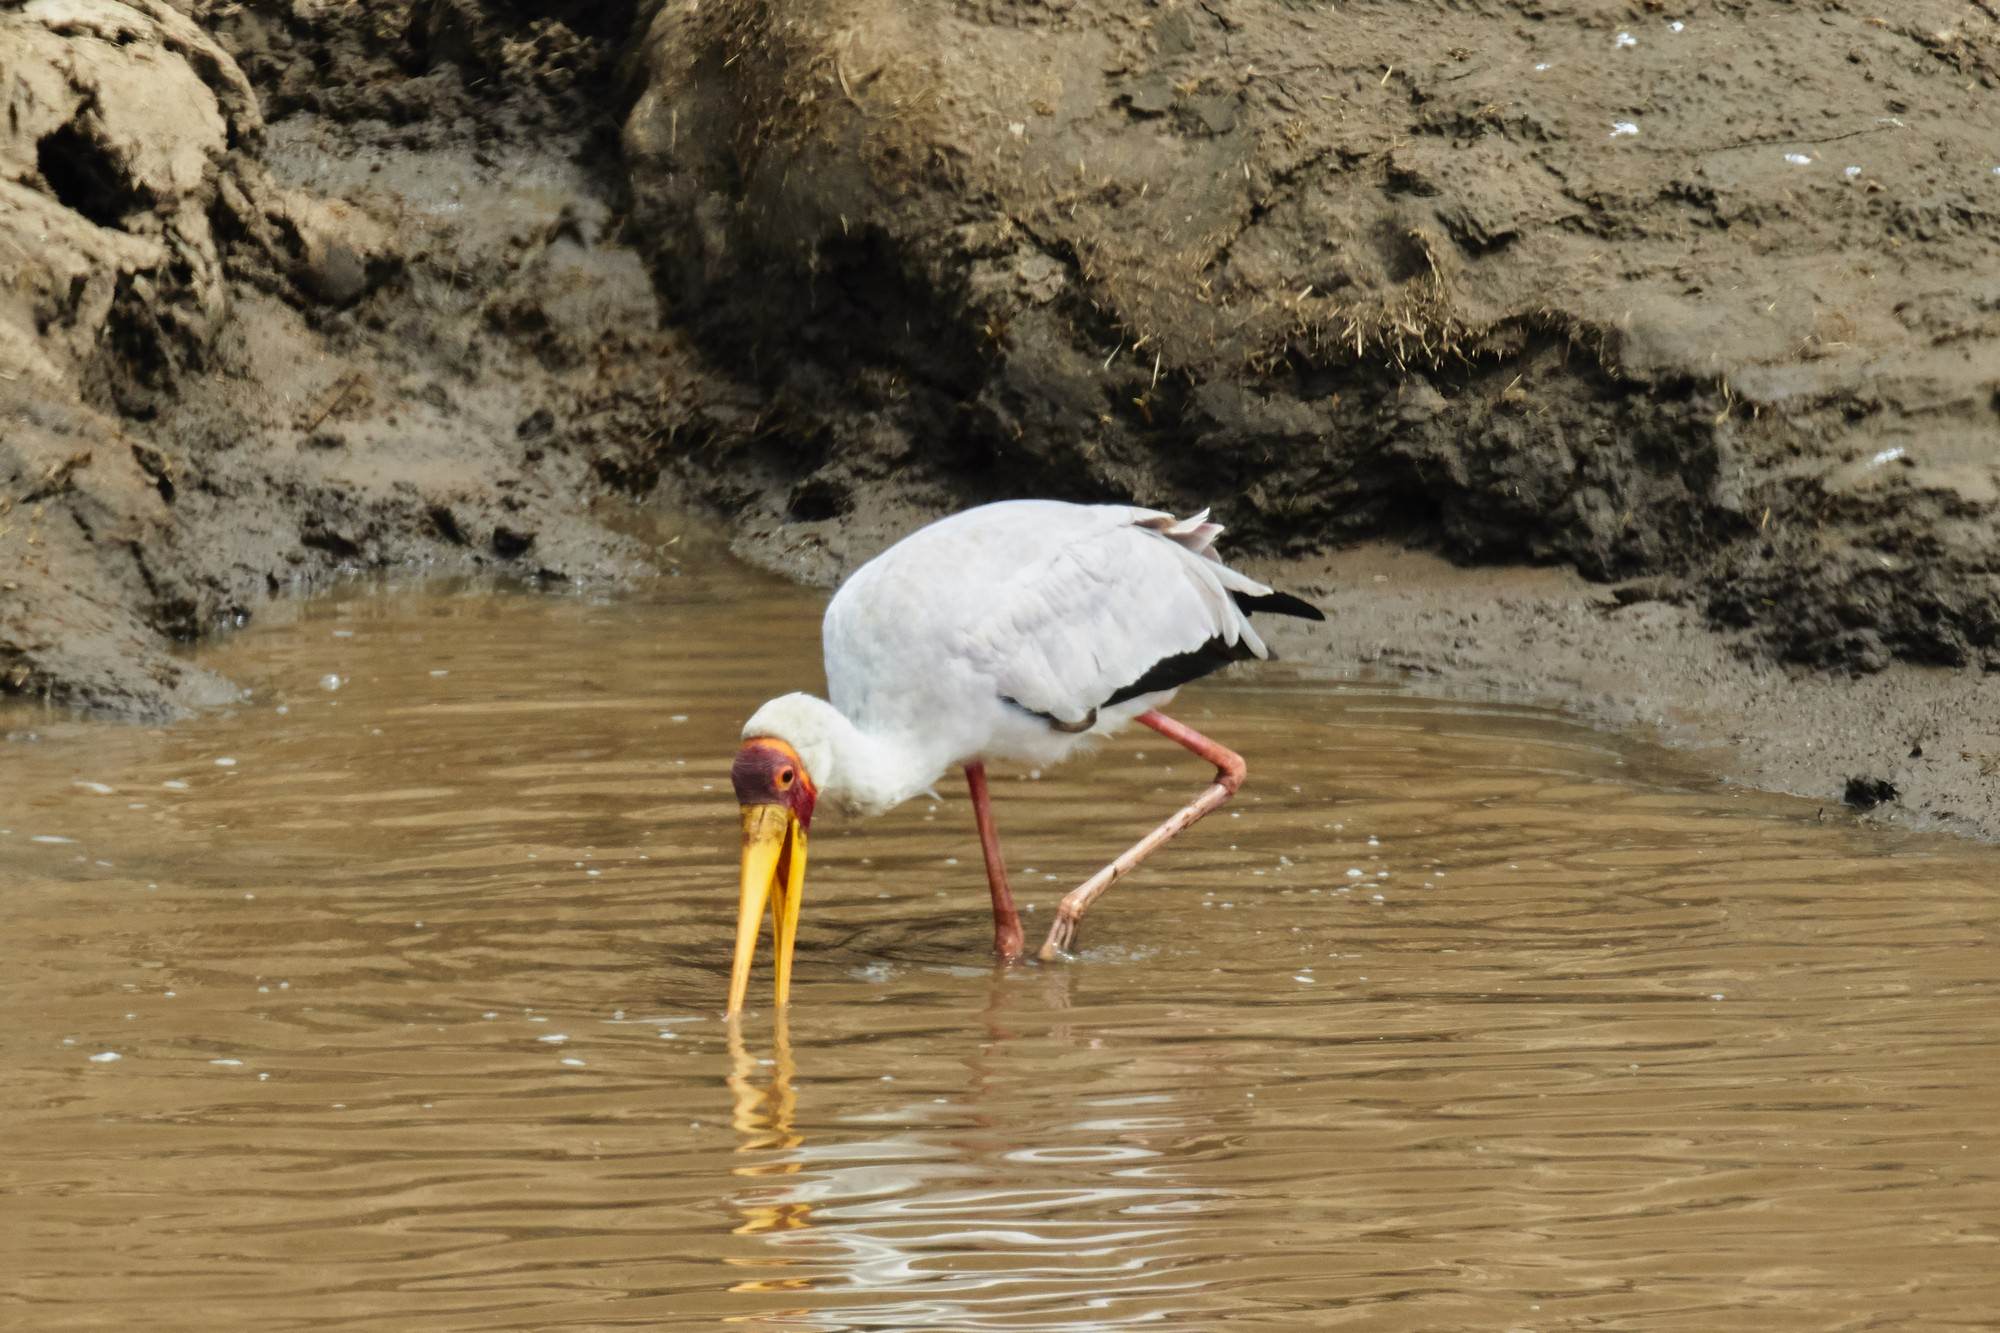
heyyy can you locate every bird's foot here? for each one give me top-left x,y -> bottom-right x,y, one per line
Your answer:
1037,912 -> 1079,963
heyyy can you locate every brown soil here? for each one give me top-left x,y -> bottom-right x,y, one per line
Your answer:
1,0 -> 675,716
2,1 -> 1998,837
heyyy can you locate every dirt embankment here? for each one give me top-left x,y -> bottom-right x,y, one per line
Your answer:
2,1 -> 1998,835
1,0 -> 690,716
621,0 -> 2000,677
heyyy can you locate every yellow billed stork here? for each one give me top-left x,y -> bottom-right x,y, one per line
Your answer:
727,500 -> 1324,1013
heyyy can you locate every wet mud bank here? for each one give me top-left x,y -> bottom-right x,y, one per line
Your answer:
625,0 -> 2000,674
2,2 -> 1998,836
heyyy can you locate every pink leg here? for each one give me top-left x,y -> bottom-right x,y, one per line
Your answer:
1038,710 -> 1245,962
965,761 -> 1024,959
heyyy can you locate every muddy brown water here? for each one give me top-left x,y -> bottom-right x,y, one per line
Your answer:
5,553 -> 1999,1331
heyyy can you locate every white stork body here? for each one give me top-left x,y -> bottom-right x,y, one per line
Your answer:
746,500 -> 1298,814
728,500 -> 1322,1007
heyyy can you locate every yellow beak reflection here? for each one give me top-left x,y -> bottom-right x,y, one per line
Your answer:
728,802 -> 808,1014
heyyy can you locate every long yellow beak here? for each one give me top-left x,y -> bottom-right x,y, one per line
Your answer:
728,803 -> 808,1014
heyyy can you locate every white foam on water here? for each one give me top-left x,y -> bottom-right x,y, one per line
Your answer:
1615,31 -> 1636,47
1610,121 -> 1639,138
31,835 -> 74,845
560,1057 -> 586,1067
320,674 -> 343,691
163,780 -> 190,790
214,757 -> 238,768
210,1058 -> 244,1067
74,781 -> 114,795
89,1052 -> 121,1063
538,1033 -> 568,1043
1784,152 -> 1812,166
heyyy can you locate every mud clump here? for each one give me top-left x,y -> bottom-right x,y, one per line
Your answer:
620,0 -> 2000,673
0,0 -> 671,716
1844,776 -> 1900,812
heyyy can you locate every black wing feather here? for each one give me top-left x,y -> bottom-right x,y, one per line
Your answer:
1007,583 -> 1324,730
1231,589 -> 1324,621
1100,586 -> 1323,709
1103,635 -> 1256,708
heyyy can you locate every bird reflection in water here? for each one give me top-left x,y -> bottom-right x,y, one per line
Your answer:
718,968 -> 1055,1285
718,970 -> 1213,1328
725,1010 -> 814,1303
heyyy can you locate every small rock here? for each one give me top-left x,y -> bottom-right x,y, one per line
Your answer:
1118,74 -> 1176,117
299,240 -> 369,307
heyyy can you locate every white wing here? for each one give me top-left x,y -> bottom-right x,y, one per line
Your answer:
822,500 -> 1309,771
960,508 -> 1278,727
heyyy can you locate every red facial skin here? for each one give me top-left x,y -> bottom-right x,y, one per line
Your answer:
731,738 -> 818,830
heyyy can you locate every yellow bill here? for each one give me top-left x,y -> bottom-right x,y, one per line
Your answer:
728,802 -> 808,1014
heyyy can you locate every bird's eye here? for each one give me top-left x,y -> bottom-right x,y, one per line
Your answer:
777,767 -> 795,788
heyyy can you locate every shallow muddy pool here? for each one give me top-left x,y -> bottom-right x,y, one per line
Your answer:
5,550 -> 2000,1331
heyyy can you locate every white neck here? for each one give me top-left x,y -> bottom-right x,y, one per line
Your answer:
742,692 -> 941,817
